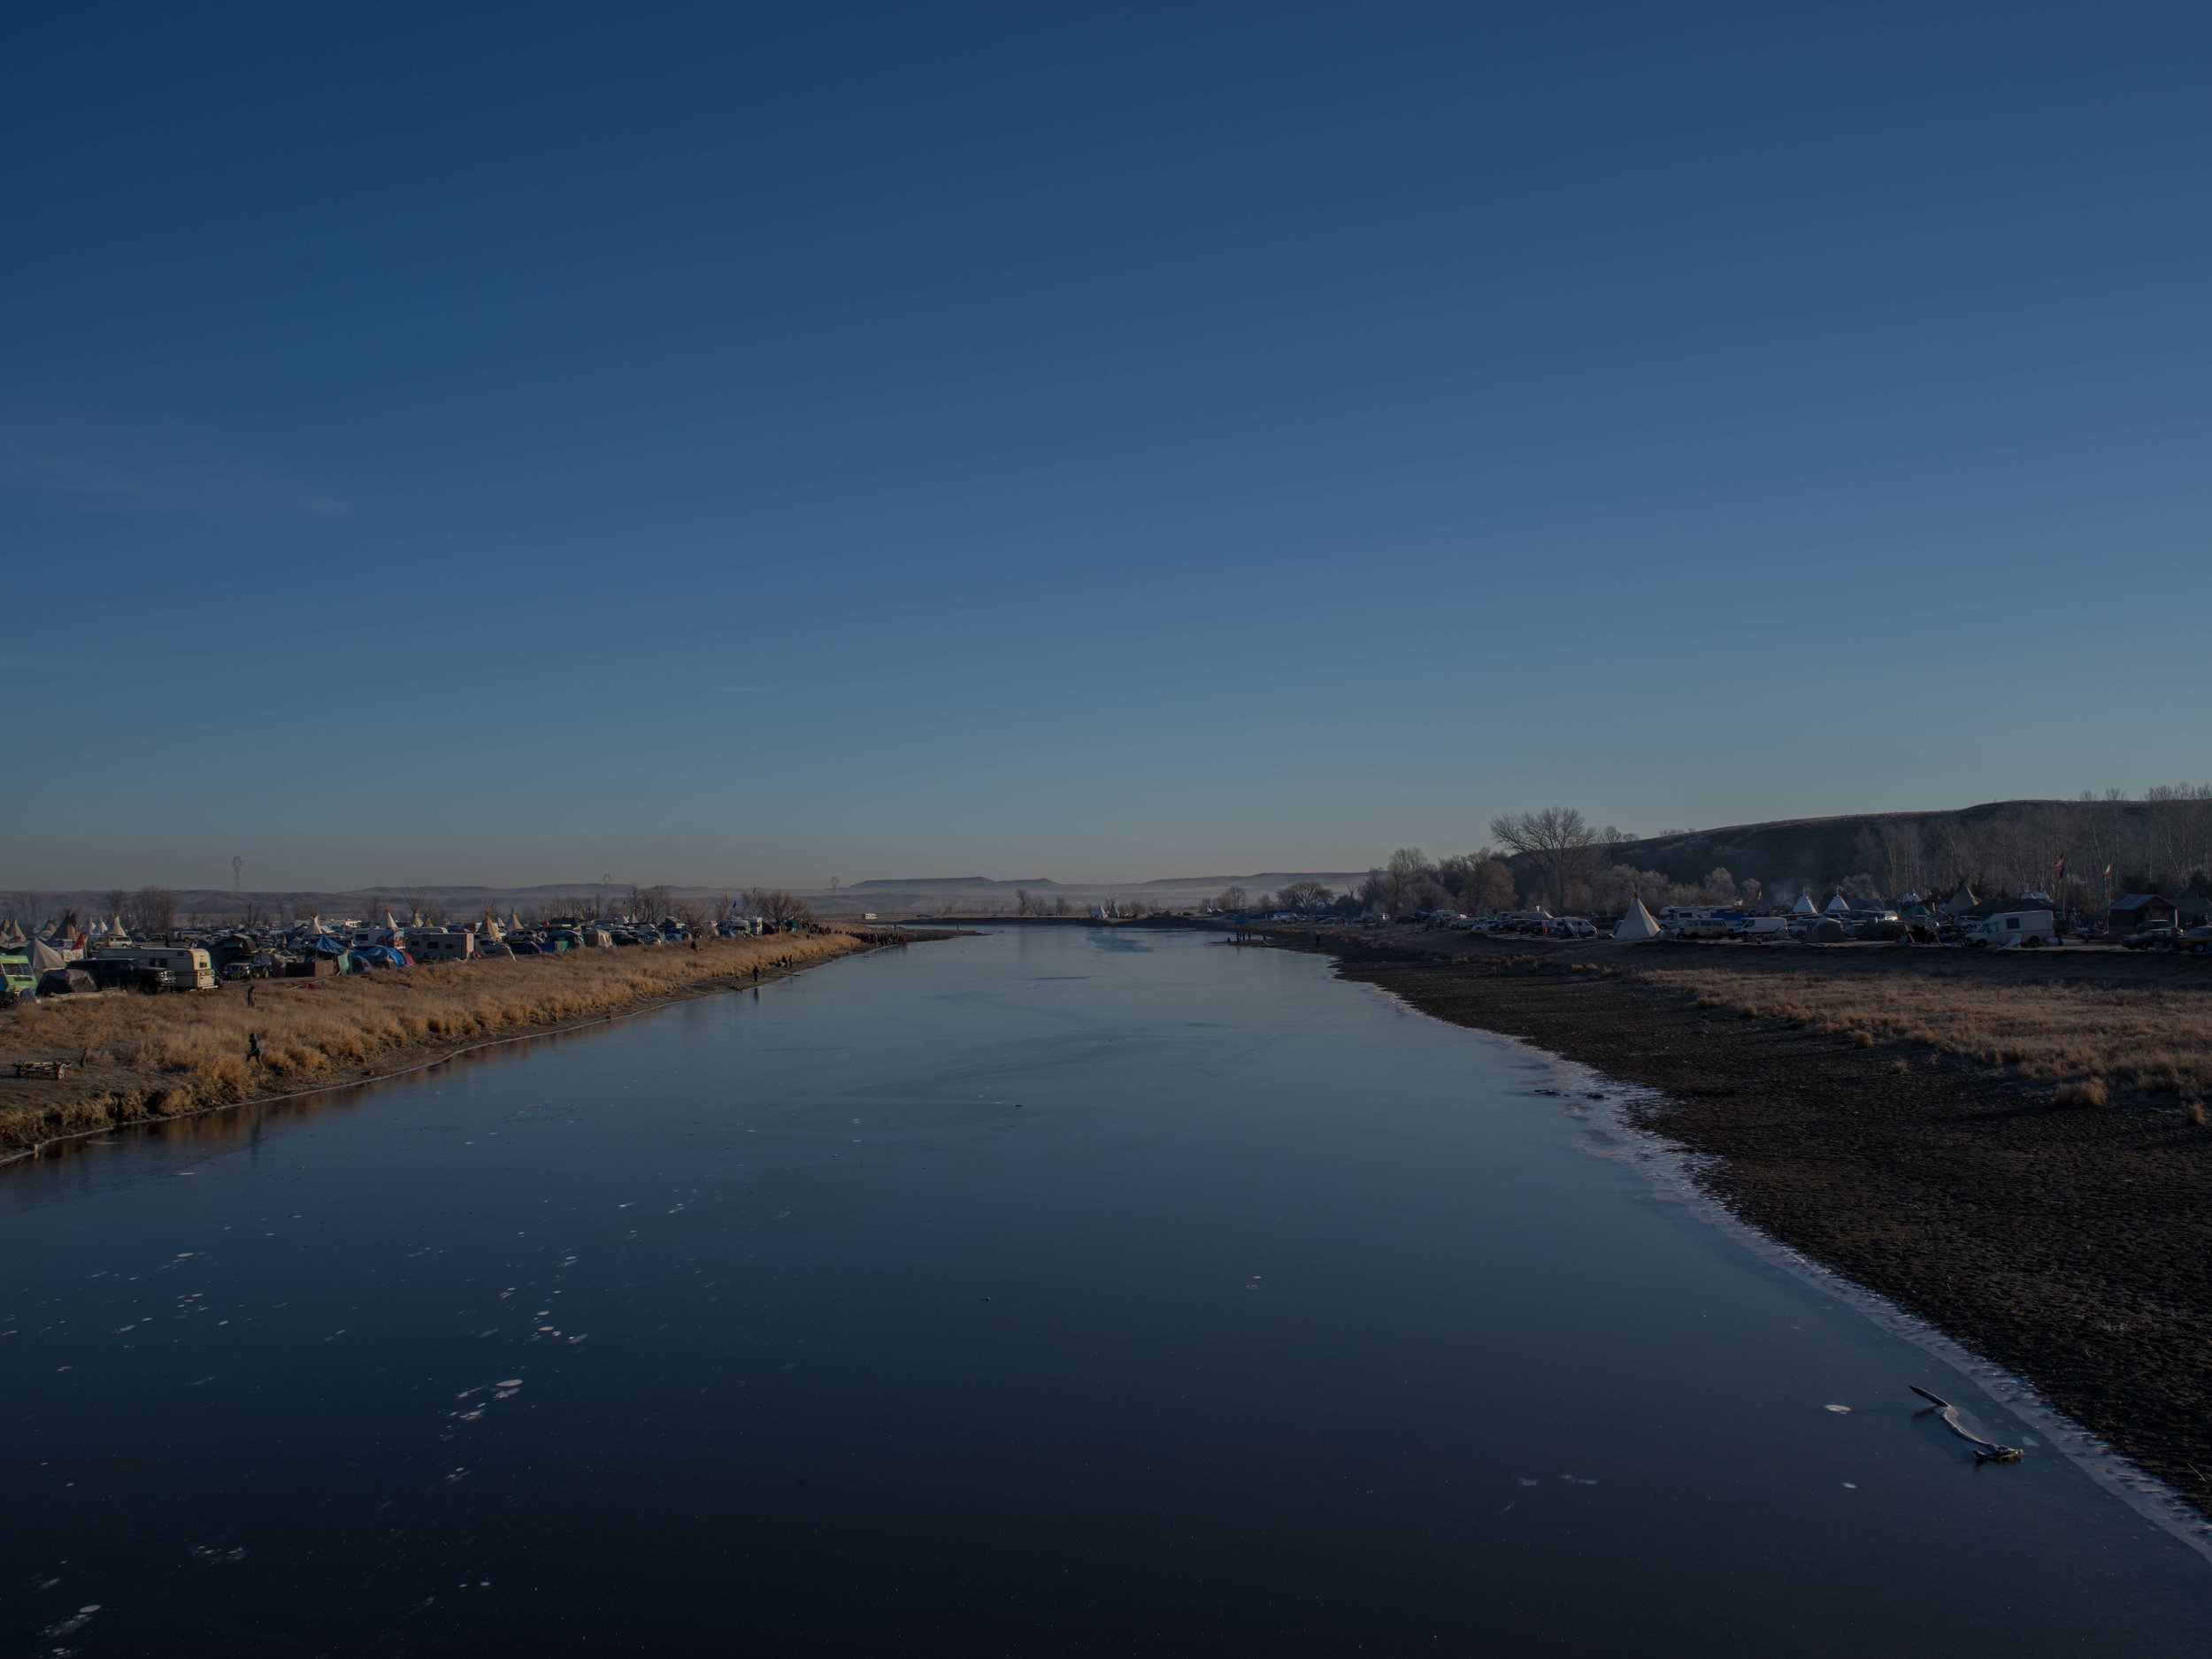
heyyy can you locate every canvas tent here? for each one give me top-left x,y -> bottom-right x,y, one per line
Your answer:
1792,892 -> 1818,916
1614,898 -> 1662,941
1824,893 -> 1850,914
29,939 -> 67,974
1941,885 -> 1980,915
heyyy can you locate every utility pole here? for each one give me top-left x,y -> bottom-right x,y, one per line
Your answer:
233,856 -> 243,892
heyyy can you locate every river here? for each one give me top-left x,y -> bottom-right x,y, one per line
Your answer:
5,926 -> 2208,1654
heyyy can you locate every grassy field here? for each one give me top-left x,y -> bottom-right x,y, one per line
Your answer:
0,933 -> 877,1157
1640,961 -> 2212,1103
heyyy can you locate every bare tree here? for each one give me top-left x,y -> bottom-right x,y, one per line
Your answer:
744,887 -> 813,928
1214,886 -> 1250,913
1487,809 -> 1603,912
1276,879 -> 1333,913
133,886 -> 178,934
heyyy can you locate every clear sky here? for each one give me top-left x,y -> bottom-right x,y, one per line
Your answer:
8,2 -> 2208,891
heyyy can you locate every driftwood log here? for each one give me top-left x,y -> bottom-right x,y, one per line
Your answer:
1911,1385 -> 2024,1463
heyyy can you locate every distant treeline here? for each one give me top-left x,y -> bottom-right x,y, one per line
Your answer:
1223,790 -> 2212,921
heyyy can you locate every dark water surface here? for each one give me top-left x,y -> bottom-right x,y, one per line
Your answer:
5,927 -> 2208,1655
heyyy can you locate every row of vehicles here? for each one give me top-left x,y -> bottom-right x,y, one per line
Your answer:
3,913 -> 771,1002
2118,923 -> 2212,953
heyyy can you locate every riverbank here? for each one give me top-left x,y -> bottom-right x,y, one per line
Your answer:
1258,926 -> 2212,1517
0,928 -> 935,1163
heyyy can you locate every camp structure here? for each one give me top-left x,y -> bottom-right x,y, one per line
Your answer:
1614,898 -> 1662,941
1824,892 -> 1851,914
1941,885 -> 1980,915
1792,891 -> 1819,916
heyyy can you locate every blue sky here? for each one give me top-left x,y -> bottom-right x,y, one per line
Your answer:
8,2 -> 2208,890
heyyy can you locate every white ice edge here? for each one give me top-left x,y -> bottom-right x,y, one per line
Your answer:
1353,974 -> 2212,1569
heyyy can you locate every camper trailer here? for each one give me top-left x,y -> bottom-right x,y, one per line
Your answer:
405,930 -> 478,963
87,944 -> 217,989
1963,910 -> 2059,949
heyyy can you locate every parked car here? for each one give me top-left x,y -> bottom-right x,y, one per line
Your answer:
2122,925 -> 2181,950
2176,925 -> 2212,955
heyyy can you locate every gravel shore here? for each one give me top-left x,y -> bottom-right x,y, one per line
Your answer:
1265,926 -> 2212,1518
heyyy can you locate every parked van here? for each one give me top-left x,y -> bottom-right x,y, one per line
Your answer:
1964,910 -> 2059,949
1730,916 -> 1793,939
87,945 -> 217,989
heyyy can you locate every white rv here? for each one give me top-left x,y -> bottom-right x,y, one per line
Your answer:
88,945 -> 217,989
1964,910 -> 2059,949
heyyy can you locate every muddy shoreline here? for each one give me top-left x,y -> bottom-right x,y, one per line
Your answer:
1258,926 -> 2212,1518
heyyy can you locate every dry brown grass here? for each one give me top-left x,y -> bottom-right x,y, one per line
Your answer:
0,933 -> 872,1155
1645,964 -> 2212,1101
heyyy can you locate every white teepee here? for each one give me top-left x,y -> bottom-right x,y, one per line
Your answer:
1824,892 -> 1850,914
1614,898 -> 1662,941
1792,892 -> 1818,916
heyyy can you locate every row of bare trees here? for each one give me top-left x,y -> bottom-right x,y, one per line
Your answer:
1855,790 -> 2212,905
1359,787 -> 2212,923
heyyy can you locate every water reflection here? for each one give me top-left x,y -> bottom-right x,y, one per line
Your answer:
2,927 -> 2207,1656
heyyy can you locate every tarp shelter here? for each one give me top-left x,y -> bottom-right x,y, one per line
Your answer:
1824,893 -> 1851,914
1614,899 -> 1662,941
38,968 -> 97,995
1941,886 -> 1980,915
1792,892 -> 1818,916
1808,918 -> 1848,943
